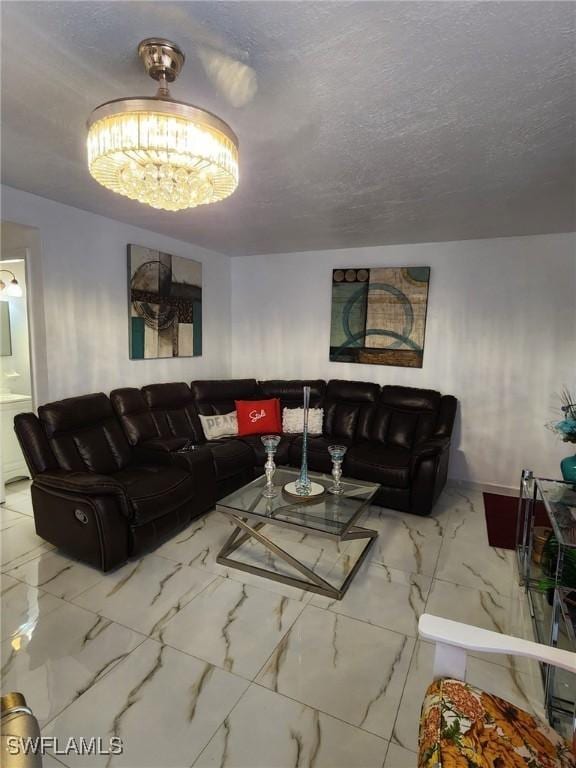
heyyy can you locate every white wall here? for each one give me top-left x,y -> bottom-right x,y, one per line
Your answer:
1,186 -> 233,401
231,235 -> 576,489
3,183 -> 574,489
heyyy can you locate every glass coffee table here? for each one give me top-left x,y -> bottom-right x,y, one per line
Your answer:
216,467 -> 379,599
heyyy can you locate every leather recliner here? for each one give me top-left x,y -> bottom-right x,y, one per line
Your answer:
345,385 -> 457,515
14,393 -> 215,570
190,378 -> 456,516
288,379 -> 380,473
110,383 -> 254,500
190,378 -> 285,468
249,379 -> 326,465
15,378 -> 457,572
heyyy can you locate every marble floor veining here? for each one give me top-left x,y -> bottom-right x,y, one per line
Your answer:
1,481 -> 542,767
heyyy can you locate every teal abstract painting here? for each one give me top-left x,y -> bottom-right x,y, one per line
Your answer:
128,245 -> 202,359
329,267 -> 430,368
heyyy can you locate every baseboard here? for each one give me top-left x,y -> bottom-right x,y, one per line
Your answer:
447,478 -> 518,497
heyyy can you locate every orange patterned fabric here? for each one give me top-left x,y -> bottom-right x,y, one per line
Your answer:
418,679 -> 575,768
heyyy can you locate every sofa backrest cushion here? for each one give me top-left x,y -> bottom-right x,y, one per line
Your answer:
191,379 -> 263,416
259,380 -> 325,410
373,386 -> 442,449
38,393 -> 132,474
110,388 -> 159,446
141,383 -> 204,443
324,380 -> 380,440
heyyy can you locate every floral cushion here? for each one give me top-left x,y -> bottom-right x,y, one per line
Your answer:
418,678 -> 575,768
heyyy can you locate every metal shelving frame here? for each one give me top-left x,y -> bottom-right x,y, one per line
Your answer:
516,469 -> 576,738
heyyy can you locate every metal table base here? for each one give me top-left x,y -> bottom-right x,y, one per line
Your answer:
216,513 -> 378,600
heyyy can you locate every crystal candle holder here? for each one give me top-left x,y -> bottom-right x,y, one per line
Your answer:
328,444 -> 348,495
261,434 -> 281,498
295,385 -> 312,496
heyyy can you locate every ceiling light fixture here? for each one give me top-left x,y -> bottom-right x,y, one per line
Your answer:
86,39 -> 239,212
0,270 -> 23,297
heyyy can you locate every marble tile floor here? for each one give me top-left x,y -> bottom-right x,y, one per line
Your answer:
1,480 -> 543,767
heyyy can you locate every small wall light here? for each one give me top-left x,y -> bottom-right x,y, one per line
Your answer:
0,270 -> 23,298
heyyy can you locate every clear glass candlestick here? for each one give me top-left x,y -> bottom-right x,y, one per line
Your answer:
261,434 -> 281,498
328,444 -> 348,495
295,385 -> 312,496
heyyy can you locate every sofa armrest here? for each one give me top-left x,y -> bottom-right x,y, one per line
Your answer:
138,437 -> 191,453
35,470 -> 126,497
30,477 -> 130,570
132,441 -> 217,513
419,614 -> 576,680
409,437 -> 452,516
412,436 -> 450,461
134,438 -> 208,468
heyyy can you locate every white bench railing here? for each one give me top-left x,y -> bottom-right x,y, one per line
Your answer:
418,614 -> 576,681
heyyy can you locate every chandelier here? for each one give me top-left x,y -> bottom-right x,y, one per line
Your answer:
86,39 -> 239,212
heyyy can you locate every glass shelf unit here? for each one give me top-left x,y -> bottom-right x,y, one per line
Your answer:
516,470 -> 576,739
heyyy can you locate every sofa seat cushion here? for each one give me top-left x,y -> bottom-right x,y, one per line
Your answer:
113,465 -> 196,525
345,443 -> 411,488
288,435 -> 354,473
419,678 -> 575,768
237,434 -> 294,466
206,439 -> 255,480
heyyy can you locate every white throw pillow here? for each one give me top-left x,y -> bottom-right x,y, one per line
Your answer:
282,407 -> 323,435
199,411 -> 238,440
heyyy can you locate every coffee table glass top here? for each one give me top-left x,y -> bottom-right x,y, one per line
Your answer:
217,467 -> 379,537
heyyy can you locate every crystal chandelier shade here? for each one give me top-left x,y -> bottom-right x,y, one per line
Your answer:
86,39 -> 239,212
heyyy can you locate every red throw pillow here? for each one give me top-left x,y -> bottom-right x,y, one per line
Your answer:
235,399 -> 282,436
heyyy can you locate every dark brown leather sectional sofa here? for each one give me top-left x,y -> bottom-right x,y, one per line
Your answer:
14,378 -> 457,571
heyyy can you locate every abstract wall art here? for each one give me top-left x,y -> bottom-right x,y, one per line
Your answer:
128,245 -> 202,359
329,267 -> 430,368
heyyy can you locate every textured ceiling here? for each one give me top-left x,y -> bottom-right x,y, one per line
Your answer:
2,1 -> 575,256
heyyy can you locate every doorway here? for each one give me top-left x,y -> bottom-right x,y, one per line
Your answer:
0,221 -> 37,502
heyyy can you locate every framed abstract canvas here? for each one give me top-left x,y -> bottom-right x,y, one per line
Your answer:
128,245 -> 202,359
329,266 -> 430,368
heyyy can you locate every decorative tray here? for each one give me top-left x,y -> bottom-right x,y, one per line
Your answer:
282,480 -> 326,502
